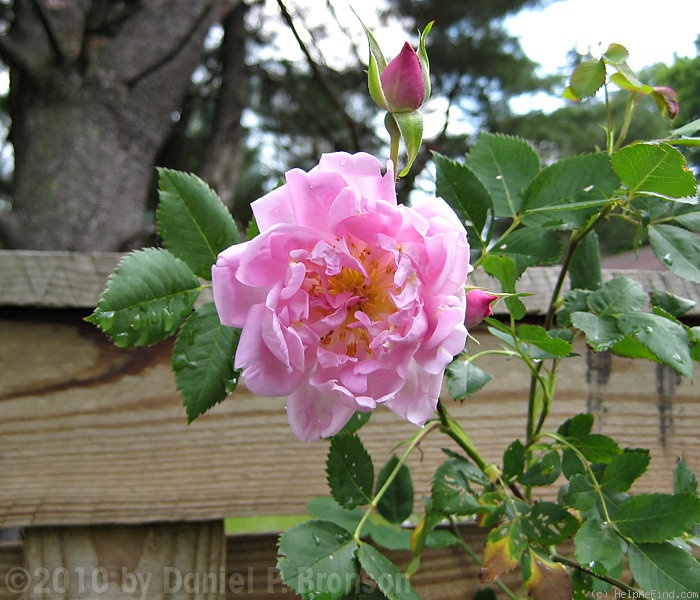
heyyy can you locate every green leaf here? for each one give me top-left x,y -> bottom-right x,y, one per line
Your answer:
600,449 -> 650,493
587,277 -> 647,316
650,289 -> 696,318
611,143 -> 697,201
326,435 -> 374,509
432,455 -> 486,515
522,501 -> 579,545
433,153 -> 493,241
357,544 -> 420,600
567,58 -> 606,99
628,542 -> 700,595
521,153 -> 619,230
375,456 -> 413,524
557,289 -> 591,327
518,450 -> 561,486
446,359 -> 492,400
502,440 -> 525,480
603,43 -> 629,64
481,255 -> 527,319
557,413 -> 595,441
516,324 -> 573,359
649,224 -> 700,283
616,312 -> 693,379
615,493 -> 700,542
157,168 -> 239,280
465,133 -> 540,218
277,520 -> 359,600
674,458 -> 698,496
338,411 -> 372,435
574,517 -> 624,579
563,474 -> 598,511
86,248 -> 201,347
570,312 -> 622,351
576,433 -> 621,464
569,231 -> 602,291
306,496 -> 364,536
493,227 -> 563,272
173,302 -> 241,422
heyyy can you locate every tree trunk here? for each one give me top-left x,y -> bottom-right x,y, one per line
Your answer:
0,0 -> 237,251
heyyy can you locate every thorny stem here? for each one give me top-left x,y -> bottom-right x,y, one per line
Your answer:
353,421 -> 439,541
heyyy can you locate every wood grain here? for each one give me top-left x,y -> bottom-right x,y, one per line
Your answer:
1,310 -> 697,528
1,527 -> 521,600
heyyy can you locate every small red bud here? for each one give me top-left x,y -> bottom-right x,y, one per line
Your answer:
465,289 -> 498,329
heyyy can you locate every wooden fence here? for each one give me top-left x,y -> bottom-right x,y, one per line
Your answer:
1,250 -> 698,599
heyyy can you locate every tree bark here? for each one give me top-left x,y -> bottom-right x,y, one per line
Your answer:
0,0 -> 237,251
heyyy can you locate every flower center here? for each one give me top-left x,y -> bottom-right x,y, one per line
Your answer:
316,248 -> 400,357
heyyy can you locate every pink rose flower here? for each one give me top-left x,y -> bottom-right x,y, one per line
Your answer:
380,42 -> 426,113
212,152 -> 470,441
465,289 -> 498,329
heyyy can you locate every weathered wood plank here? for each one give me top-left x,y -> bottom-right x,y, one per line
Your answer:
1,310 -> 697,527
0,528 -> 519,600
2,250 -> 699,316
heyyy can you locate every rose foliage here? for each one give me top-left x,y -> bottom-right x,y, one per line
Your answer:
88,29 -> 700,600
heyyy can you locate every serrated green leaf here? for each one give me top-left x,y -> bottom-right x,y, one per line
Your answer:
157,168 -> 239,279
557,413 -> 595,441
603,43 -> 629,64
617,312 -> 693,379
433,152 -> 493,242
574,517 -> 624,578
306,496 -> 364,535
587,277 -> 647,316
277,520 -> 359,600
563,473 -> 598,510
338,411 -> 372,435
446,359 -> 492,400
673,210 -> 700,233
628,542 -> 700,595
465,133 -> 540,218
611,143 -> 697,201
610,334 -> 658,361
675,458 -> 698,496
503,440 -> 525,480
517,324 -> 573,358
650,290 -> 696,318
518,450 -> 561,486
326,435 -> 374,509
87,248 -> 201,347
173,302 -> 240,422
521,153 -> 619,230
568,58 -> 606,99
600,449 -> 650,493
522,501 -> 579,545
577,433 -> 621,464
357,544 -> 420,600
432,456 -> 485,515
570,312 -> 623,351
557,289 -> 591,327
375,456 -> 413,524
615,493 -> 700,542
649,224 -> 700,283
569,231 -> 602,291
493,227 -> 563,272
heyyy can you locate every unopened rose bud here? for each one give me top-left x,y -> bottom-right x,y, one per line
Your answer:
380,42 -> 426,113
465,289 -> 498,329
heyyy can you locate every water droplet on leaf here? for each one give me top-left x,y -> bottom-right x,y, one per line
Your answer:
662,253 -> 674,265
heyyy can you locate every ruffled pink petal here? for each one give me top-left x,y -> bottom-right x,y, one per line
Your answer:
252,183 -> 295,232
286,383 -> 357,442
383,361 -> 443,426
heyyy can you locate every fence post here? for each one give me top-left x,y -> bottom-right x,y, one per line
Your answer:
22,521 -> 226,599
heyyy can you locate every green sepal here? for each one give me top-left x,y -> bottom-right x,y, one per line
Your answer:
391,111 -> 423,177
375,456 -> 414,524
416,21 -> 433,103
